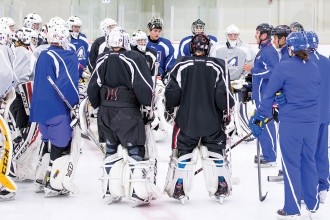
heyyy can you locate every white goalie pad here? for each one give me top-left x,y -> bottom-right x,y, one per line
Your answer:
200,146 -> 232,197
17,81 -> 34,116
78,97 -> 90,135
101,151 -> 126,198
164,148 -> 199,198
48,154 -> 70,191
127,155 -> 161,202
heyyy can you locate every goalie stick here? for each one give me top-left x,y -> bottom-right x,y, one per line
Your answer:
257,138 -> 267,201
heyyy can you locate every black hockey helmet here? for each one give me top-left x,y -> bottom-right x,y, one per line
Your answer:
190,34 -> 210,56
147,16 -> 163,30
191,19 -> 205,35
256,23 -> 273,38
289,22 -> 304,32
271,25 -> 291,38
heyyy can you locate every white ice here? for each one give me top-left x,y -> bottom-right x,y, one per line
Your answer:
0,121 -> 329,220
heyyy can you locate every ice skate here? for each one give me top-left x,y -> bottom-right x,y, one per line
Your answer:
307,209 -> 317,220
319,190 -> 327,204
131,190 -> 151,207
0,188 -> 16,200
103,192 -> 122,205
254,155 -> 276,168
44,182 -> 70,197
173,183 -> 188,205
276,209 -> 301,220
214,177 -> 228,204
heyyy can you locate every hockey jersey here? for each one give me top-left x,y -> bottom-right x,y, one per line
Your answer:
210,40 -> 255,80
165,56 -> 234,137
251,40 -> 279,103
178,34 -> 217,58
0,45 -> 15,98
131,45 -> 158,75
146,36 -> 176,77
258,56 -> 320,123
87,49 -> 153,109
70,33 -> 89,78
30,46 -> 79,123
88,36 -> 110,73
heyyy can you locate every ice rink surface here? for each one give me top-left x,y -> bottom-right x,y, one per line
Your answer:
0,120 -> 329,220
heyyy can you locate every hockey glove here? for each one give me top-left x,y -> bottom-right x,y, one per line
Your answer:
245,73 -> 252,83
272,105 -> 279,123
241,84 -> 252,103
248,110 -> 269,137
275,91 -> 286,106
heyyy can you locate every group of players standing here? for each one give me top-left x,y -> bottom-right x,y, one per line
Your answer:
0,12 -> 329,219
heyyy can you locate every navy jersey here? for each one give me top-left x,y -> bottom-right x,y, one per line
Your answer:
178,34 -> 217,58
251,40 -> 279,103
146,36 -> 176,77
88,36 -> 110,73
70,33 -> 89,78
309,50 -> 330,123
258,56 -> 320,123
30,46 -> 79,123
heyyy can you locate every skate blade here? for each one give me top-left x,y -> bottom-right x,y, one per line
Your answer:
44,188 -> 70,198
177,195 -> 187,205
132,200 -> 150,208
216,196 -> 225,204
105,196 -> 122,205
0,192 -> 16,201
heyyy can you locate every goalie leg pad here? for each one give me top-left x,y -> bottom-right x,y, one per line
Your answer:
48,154 -> 70,191
164,148 -> 199,199
200,146 -> 232,197
35,142 -> 50,192
101,150 -> 126,200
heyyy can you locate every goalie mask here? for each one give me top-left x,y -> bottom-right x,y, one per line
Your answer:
289,22 -> 304,32
23,13 -> 42,32
0,24 -> 12,46
106,26 -> 130,50
100,18 -> 117,36
131,30 -> 147,52
47,24 -> 70,49
225,24 -> 240,48
190,34 -> 210,56
191,19 -> 205,35
0,17 -> 15,32
16,27 -> 38,46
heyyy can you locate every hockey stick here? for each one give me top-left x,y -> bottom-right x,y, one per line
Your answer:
47,76 -> 102,152
268,169 -> 283,182
257,138 -> 268,201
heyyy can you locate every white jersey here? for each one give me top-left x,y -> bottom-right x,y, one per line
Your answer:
210,40 -> 255,80
0,45 -> 15,98
13,46 -> 36,90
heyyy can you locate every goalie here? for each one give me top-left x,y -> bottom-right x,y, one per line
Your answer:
164,34 -> 235,204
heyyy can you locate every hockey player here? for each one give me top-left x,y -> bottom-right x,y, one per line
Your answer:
164,34 -> 235,204
243,23 -> 279,167
305,31 -> 330,204
23,13 -> 43,46
0,17 -> 16,44
29,24 -> 79,197
210,24 -> 256,138
9,27 -> 39,182
66,16 -> 89,79
178,18 -> 217,58
130,30 -> 167,141
88,18 -> 117,74
0,24 -> 17,200
248,31 -> 320,219
87,27 -> 157,206
146,16 -> 176,81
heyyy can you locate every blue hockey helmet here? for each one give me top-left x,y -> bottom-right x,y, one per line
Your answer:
305,31 -> 319,49
286,32 -> 308,52
190,34 -> 210,56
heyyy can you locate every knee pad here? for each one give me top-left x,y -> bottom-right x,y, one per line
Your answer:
127,156 -> 160,202
164,148 -> 199,198
101,149 -> 126,198
200,146 -> 232,197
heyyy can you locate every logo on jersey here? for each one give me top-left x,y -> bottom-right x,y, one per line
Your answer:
227,56 -> 238,67
76,46 -> 86,60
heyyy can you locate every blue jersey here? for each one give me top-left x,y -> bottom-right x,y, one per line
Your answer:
146,36 -> 176,77
178,34 -> 217,58
309,50 -> 330,123
258,56 -> 320,123
280,45 -> 290,61
251,40 -> 279,103
70,33 -> 89,78
30,46 -> 79,124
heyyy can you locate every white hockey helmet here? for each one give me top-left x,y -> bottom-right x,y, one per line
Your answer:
66,16 -> 82,39
131,30 -> 147,52
100,18 -> 117,36
23,13 -> 42,31
0,17 -> 15,32
47,24 -> 70,48
225,24 -> 240,48
16,27 -> 38,46
106,26 -> 130,50
48,16 -> 66,28
0,24 -> 12,45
